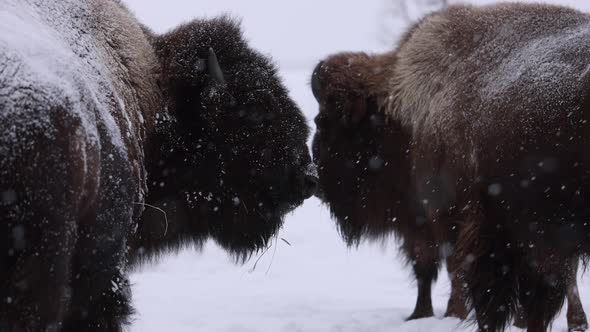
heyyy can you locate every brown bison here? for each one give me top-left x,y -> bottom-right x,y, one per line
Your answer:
312,3 -> 590,332
0,0 -> 316,331
311,45 -> 470,322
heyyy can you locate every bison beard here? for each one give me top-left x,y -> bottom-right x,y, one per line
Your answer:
312,3 -> 590,332
0,1 -> 315,331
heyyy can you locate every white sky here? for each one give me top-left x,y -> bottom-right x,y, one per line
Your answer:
124,0 -> 590,70
124,0 -> 387,69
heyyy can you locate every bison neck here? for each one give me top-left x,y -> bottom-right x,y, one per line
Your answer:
128,110 -> 211,264
128,190 -> 206,266
128,109 -> 266,264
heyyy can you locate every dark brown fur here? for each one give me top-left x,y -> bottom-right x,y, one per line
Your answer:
130,16 -> 316,263
312,3 -> 590,331
0,1 -> 315,331
312,51 -> 468,322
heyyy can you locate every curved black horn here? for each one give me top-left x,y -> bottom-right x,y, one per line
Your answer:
208,48 -> 226,86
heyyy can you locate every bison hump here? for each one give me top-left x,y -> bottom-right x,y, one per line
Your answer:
394,4 -> 590,149
0,0 -> 143,169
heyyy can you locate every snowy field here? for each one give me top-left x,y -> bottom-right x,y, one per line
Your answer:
125,1 -> 590,331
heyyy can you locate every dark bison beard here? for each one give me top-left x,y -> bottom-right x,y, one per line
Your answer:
176,153 -> 302,260
149,111 -> 306,261
317,152 -> 404,245
181,177 -> 293,261
313,128 -> 412,245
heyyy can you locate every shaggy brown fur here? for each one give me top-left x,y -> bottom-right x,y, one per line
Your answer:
312,3 -> 590,331
312,50 -> 468,322
0,1 -> 315,331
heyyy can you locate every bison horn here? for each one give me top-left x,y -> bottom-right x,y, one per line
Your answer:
208,48 -> 226,86
311,61 -> 324,102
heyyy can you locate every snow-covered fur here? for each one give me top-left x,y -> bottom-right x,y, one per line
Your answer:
0,1 -> 157,330
0,1 -> 314,331
312,3 -> 590,331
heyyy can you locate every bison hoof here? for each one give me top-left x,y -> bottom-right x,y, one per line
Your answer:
444,309 -> 467,320
406,310 -> 434,321
569,323 -> 589,332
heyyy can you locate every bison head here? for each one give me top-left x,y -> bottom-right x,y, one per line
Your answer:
149,17 -> 317,258
310,52 -> 411,244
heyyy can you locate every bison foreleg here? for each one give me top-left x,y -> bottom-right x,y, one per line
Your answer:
566,258 -> 588,332
444,254 -> 468,319
0,213 -> 75,332
517,258 -> 568,332
403,233 -> 440,320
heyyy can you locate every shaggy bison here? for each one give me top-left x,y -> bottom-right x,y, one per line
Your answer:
312,3 -> 590,331
311,44 -> 469,322
0,0 -> 315,331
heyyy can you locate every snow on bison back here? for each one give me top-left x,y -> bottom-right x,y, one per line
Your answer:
312,3 -> 590,332
0,0 -> 316,331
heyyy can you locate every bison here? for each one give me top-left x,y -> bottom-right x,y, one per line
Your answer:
312,3 -> 590,332
0,0 -> 316,331
311,44 -> 469,323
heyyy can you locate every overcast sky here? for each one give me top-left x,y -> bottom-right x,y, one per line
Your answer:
124,0 -> 590,71
124,0 -> 388,70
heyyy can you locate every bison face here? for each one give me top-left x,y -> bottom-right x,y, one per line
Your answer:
154,17 -> 317,257
310,53 -> 410,244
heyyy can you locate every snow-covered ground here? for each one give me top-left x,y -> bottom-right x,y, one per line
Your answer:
125,1 -> 590,331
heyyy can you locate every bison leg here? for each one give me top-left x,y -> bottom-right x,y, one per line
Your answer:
62,214 -> 134,331
456,200 -> 521,332
403,233 -> 440,320
444,254 -> 468,319
62,215 -> 133,332
459,226 -> 517,332
62,267 -> 132,332
61,213 -> 134,332
61,145 -> 137,332
518,259 -> 568,332
469,253 -> 517,332
0,213 -> 75,332
566,258 -> 588,332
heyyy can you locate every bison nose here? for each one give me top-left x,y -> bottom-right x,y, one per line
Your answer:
303,174 -> 319,199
